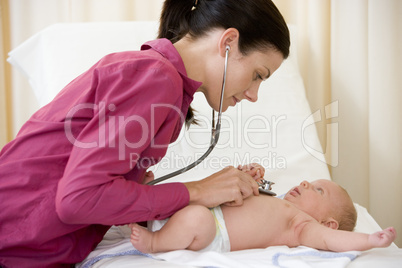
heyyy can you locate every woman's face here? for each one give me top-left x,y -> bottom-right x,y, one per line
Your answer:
202,47 -> 284,112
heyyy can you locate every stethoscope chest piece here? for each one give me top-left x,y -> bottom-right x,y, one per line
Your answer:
258,179 -> 276,196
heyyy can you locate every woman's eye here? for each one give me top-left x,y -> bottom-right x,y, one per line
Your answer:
254,73 -> 263,81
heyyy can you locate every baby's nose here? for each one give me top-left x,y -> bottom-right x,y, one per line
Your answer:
300,180 -> 310,188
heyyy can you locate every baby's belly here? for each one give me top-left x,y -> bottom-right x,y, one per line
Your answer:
221,195 -> 298,250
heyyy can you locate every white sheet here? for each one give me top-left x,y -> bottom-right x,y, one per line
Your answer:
77,203 -> 400,268
78,232 -> 359,268
8,21 -> 159,107
7,21 -> 401,268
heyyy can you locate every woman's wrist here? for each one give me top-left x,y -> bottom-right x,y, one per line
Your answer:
184,181 -> 201,205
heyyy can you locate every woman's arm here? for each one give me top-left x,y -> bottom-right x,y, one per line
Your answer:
298,221 -> 396,251
55,53 -> 260,225
56,55 -> 190,225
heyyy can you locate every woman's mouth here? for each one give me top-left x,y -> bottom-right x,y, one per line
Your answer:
232,97 -> 240,106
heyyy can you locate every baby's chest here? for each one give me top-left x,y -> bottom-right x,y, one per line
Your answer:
257,201 -> 306,246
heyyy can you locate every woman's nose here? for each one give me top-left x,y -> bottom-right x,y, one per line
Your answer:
244,86 -> 259,102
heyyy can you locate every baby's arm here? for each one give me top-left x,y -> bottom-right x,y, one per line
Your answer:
298,221 -> 396,252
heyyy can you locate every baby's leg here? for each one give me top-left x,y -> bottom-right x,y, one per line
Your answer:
130,205 -> 216,253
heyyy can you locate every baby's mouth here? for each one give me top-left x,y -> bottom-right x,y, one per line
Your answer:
295,187 -> 300,195
290,187 -> 301,197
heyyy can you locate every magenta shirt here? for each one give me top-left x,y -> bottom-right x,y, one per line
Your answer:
0,39 -> 202,267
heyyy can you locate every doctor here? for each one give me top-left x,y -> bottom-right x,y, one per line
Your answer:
0,0 -> 289,267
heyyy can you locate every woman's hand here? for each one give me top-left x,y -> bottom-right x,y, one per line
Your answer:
142,171 -> 155,184
184,166 -> 259,208
237,163 -> 265,183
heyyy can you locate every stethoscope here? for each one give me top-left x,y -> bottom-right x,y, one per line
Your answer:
147,45 -> 276,196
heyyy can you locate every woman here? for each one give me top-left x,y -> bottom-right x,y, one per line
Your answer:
0,0 -> 289,267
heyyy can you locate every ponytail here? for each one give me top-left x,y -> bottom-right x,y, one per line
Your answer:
158,0 -> 194,43
158,0 -> 290,126
159,0 -> 289,57
159,0 -> 199,127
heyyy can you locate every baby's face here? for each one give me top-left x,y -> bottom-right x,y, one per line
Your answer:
284,179 -> 345,223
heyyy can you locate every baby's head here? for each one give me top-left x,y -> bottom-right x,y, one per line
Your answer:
284,179 -> 357,231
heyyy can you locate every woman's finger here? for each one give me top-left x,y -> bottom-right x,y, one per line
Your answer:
184,166 -> 259,208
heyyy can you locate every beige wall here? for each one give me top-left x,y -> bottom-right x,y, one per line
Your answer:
0,0 -> 12,148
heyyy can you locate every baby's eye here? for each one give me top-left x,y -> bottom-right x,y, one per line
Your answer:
317,188 -> 324,194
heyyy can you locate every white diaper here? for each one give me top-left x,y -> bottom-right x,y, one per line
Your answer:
200,206 -> 231,252
148,206 -> 231,253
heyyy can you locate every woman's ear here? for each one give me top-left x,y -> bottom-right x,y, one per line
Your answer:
218,28 -> 240,57
321,217 -> 339,230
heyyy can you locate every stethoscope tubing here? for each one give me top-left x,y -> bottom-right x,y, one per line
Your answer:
147,47 -> 230,185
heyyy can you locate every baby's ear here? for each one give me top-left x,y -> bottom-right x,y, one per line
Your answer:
321,217 -> 339,230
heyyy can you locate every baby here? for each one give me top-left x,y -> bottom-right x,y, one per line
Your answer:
130,165 -> 396,253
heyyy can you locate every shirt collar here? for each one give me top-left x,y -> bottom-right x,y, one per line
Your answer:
141,39 -> 202,96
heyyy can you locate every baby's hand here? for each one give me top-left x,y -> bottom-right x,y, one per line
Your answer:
368,227 -> 396,248
237,163 -> 265,182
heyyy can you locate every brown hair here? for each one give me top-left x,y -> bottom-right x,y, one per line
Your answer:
158,0 -> 290,126
335,186 -> 357,231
